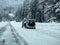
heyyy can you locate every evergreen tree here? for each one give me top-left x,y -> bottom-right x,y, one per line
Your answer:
30,0 -> 39,19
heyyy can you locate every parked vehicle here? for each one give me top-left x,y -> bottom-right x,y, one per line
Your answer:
22,19 -> 36,29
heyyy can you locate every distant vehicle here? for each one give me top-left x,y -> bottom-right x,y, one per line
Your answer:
22,19 -> 36,29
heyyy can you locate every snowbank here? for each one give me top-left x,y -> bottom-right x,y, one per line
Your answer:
0,21 -> 8,28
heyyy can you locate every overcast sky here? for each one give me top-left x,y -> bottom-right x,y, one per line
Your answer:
0,0 -> 24,8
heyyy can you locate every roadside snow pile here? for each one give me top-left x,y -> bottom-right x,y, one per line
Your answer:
36,22 -> 60,30
0,21 -> 8,28
11,21 -> 60,45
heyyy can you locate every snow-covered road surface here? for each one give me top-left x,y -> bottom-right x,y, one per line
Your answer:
11,21 -> 60,45
0,22 -> 28,45
0,21 -> 60,45
0,21 -> 8,28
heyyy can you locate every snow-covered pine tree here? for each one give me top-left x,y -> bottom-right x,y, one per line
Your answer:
30,0 -> 39,20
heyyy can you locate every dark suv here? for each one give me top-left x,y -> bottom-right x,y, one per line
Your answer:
22,19 -> 36,29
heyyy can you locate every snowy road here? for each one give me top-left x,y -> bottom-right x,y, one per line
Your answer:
11,21 -> 60,45
0,22 -> 28,45
0,21 -> 60,45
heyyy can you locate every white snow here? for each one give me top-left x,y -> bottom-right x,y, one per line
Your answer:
0,21 -> 8,28
11,21 -> 60,45
0,26 -> 17,45
55,8 -> 60,12
0,21 -> 27,45
8,13 -> 14,17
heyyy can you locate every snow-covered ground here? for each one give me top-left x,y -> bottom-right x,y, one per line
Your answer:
0,21 -> 27,45
0,21 -> 60,45
0,21 -> 8,28
11,21 -> 60,45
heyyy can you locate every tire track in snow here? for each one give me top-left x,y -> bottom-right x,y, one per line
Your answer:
0,24 -> 8,38
0,23 -> 10,45
9,23 -> 28,45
